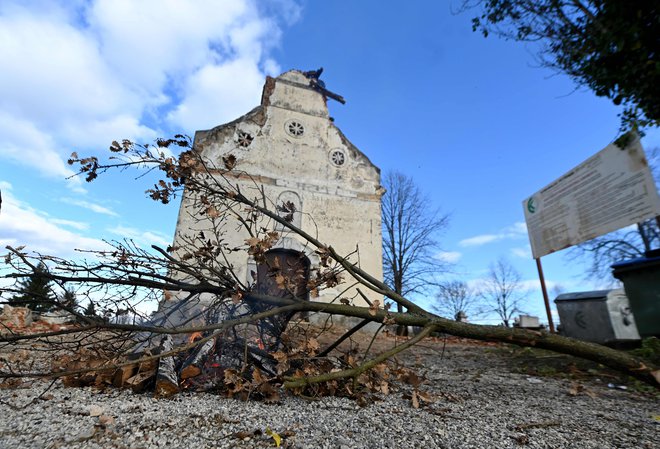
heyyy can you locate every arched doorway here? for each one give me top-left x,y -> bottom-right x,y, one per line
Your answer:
256,248 -> 311,301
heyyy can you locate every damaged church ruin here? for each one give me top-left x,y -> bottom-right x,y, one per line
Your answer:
170,69 -> 384,320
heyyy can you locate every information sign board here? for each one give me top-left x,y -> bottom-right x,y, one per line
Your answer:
523,138 -> 660,259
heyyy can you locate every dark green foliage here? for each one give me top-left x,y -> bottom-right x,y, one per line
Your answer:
468,0 -> 660,131
631,337 -> 660,366
9,263 -> 56,312
84,301 -> 97,317
60,288 -> 78,310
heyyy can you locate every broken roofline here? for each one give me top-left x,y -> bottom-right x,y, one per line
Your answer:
192,69 -> 381,176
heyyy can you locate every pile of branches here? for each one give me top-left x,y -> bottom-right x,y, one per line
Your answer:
1,137 -> 658,399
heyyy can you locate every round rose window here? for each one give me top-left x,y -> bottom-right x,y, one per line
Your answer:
330,149 -> 347,167
237,131 -> 253,148
285,120 -> 305,137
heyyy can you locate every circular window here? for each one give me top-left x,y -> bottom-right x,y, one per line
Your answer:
329,149 -> 347,167
237,131 -> 253,148
285,120 -> 305,137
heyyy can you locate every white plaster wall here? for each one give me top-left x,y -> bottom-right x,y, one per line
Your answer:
172,70 -> 383,314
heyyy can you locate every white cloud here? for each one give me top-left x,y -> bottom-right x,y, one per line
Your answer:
460,234 -> 499,247
107,225 -> 172,248
0,186 -> 109,257
459,221 -> 528,247
505,222 -> 528,234
50,218 -> 90,231
0,11 -> 133,123
434,251 -> 462,263
61,198 -> 118,217
61,115 -> 157,150
88,0 -> 249,94
0,0 -> 298,183
519,278 -> 563,293
168,58 -> 270,131
510,245 -> 532,259
0,0 -> 299,265
0,112 -> 77,180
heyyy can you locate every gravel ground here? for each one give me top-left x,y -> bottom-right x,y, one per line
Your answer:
0,340 -> 658,449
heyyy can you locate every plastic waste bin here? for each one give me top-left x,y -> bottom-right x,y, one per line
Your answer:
611,252 -> 660,337
554,289 -> 640,344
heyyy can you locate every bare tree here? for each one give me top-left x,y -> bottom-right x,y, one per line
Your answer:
432,280 -> 480,321
381,171 -> 450,311
382,171 -> 451,335
479,258 -> 526,327
0,138 -> 658,393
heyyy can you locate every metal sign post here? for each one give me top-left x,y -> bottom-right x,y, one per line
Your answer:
535,257 -> 555,333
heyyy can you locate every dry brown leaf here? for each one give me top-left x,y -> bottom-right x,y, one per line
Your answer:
245,237 -> 260,247
260,382 -> 281,403
231,291 -> 243,304
369,299 -> 381,316
307,338 -> 320,353
398,369 -> 423,388
584,388 -> 598,399
271,351 -> 288,363
411,390 -> 420,409
382,315 -> 396,325
233,431 -> 252,440
98,415 -> 115,426
252,368 -> 265,384
380,381 -> 390,395
417,390 -> 435,404
568,382 -> 598,398
275,274 -> 286,289
206,206 -> 219,218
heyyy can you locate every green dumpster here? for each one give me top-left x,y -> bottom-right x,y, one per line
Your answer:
611,251 -> 660,337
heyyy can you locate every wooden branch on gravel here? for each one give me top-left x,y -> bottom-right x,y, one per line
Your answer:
155,335 -> 179,397
179,339 -> 215,380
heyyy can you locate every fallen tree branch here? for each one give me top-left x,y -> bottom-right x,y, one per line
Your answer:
283,325 -> 436,389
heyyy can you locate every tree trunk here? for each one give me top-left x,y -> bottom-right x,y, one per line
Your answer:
430,318 -> 660,386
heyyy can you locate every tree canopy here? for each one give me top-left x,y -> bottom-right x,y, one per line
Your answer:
9,262 -> 56,312
467,0 -> 660,130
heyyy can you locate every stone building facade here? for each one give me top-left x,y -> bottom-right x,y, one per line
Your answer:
172,70 -> 383,318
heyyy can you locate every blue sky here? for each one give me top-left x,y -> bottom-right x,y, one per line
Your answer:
1,1 -> 658,323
